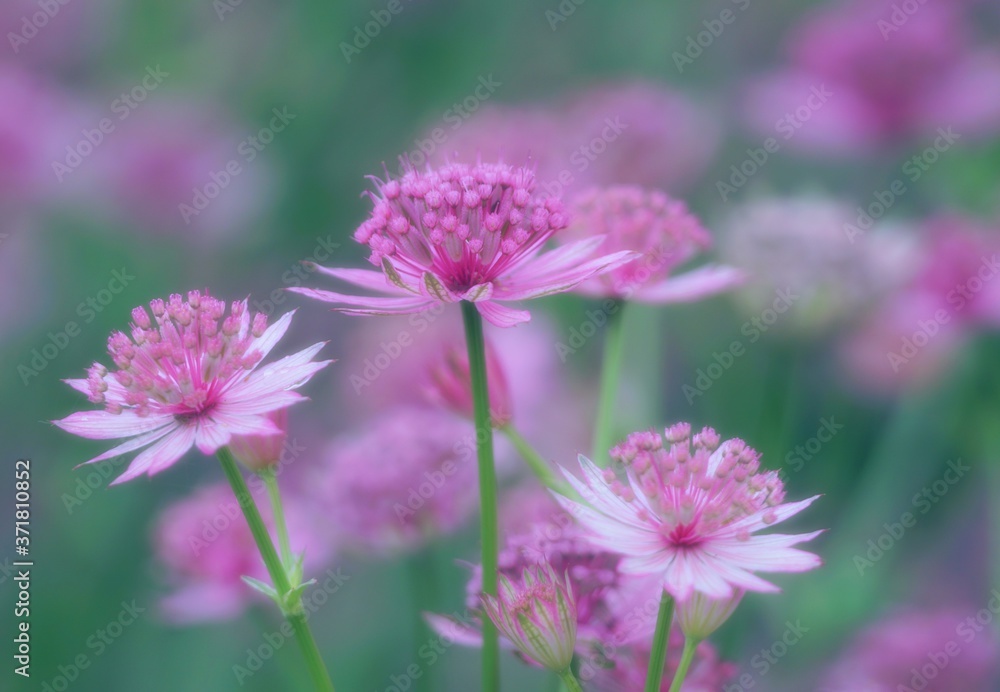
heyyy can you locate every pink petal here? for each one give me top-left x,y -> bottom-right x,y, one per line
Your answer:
194,418 -> 232,454
247,310 -> 294,362
287,286 -> 426,309
110,425 -> 197,484
461,283 -> 494,302
722,496 -> 822,536
424,613 -> 484,648
54,410 -> 174,440
308,265 -> 395,293
225,343 -> 331,401
498,250 -> 637,301
75,424 -> 177,467
476,301 -> 530,327
632,264 -> 746,304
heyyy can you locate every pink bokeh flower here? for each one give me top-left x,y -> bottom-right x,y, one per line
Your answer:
54,292 -> 331,484
744,0 -> 1000,154
153,482 -> 334,623
312,407 -> 478,554
555,423 -> 823,602
228,409 -> 289,472
289,160 -> 635,327
564,186 -> 743,303
820,607 -> 1000,691
481,562 -> 578,672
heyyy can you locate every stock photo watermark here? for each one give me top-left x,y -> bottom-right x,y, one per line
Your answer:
673,0 -> 752,73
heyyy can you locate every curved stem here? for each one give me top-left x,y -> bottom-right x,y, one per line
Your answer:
217,448 -> 335,692
461,301 -> 500,692
667,637 -> 698,692
558,668 -> 584,692
644,590 -> 675,692
593,300 -> 627,466
501,424 -> 577,498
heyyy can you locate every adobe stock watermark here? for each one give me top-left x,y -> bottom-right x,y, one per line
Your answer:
885,252 -> 999,373
673,0 -> 752,73
340,0 -> 414,63
7,0 -> 73,53
717,84 -> 832,202
545,0 -> 586,31
374,610 -> 475,692
52,66 -> 169,181
844,127 -> 962,243
682,288 -> 799,404
179,106 -> 295,225
39,600 -> 145,691
854,459 -> 969,576
18,268 -> 136,386
538,116 -> 629,199
877,0 -> 930,40
250,235 -> 342,318
895,590 -> 1000,691
232,568 -> 350,685
724,619 -> 810,691
391,74 -> 502,175
785,417 -> 843,472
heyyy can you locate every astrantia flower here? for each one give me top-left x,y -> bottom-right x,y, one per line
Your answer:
555,423 -> 822,601
675,591 -> 744,641
289,161 -> 635,327
565,186 -> 743,303
313,407 -> 478,554
425,340 -> 512,426
481,562 -> 578,672
54,292 -> 331,484
228,409 -> 289,472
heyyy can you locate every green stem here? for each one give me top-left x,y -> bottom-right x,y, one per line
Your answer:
260,468 -> 293,569
644,590 -> 675,692
501,424 -> 576,498
461,301 -> 500,692
406,551 -> 436,692
593,300 -> 627,466
667,637 -> 698,692
217,448 -> 335,692
558,669 -> 584,692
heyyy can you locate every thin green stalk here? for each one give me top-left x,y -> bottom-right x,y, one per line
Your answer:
406,550 -> 437,692
461,301 -> 500,692
217,448 -> 335,692
558,669 -> 584,692
593,300 -> 627,466
644,590 -> 675,692
261,468 -> 293,569
501,424 -> 576,498
668,637 -> 698,692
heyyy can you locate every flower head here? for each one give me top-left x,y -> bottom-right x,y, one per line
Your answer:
425,340 -> 512,426
555,423 -> 823,602
289,160 -> 635,327
54,292 -> 331,484
227,409 -> 289,472
313,407 -> 478,554
565,186 -> 743,303
482,562 -> 578,672
675,591 -> 744,641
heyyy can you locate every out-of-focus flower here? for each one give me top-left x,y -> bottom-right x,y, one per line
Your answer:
744,0 -> 1000,154
85,104 -> 276,243
312,407 -> 478,554
0,65 -> 73,207
556,423 -> 822,602
840,213 -> 1000,394
228,409 -> 289,472
720,194 -> 915,334
154,482 -> 333,624
425,341 -> 512,426
481,562 -> 578,672
54,294 -> 331,484
565,186 -> 743,303
820,608 -> 1000,691
290,160 -> 634,327
428,81 -> 720,195
558,81 -> 721,193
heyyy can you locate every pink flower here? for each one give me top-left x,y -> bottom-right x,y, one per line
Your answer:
555,423 -> 823,602
312,407 -> 478,554
54,292 -> 331,484
153,482 -> 334,623
482,562 -> 578,672
425,340 -> 512,426
289,160 -> 635,327
820,608 -> 999,691
565,186 -> 744,303
744,1 -> 1000,153
228,409 -> 289,472
588,631 -> 737,692
675,591 -> 744,641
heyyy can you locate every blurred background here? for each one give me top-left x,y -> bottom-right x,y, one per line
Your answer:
2,0 -> 1000,690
